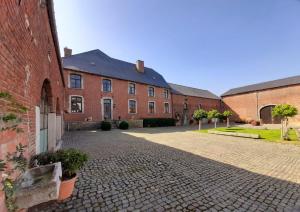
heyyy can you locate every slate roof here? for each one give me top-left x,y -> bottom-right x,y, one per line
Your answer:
221,75 -> 300,97
62,49 -> 169,88
168,83 -> 220,100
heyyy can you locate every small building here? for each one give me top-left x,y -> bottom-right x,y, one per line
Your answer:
0,0 -> 65,210
169,83 -> 221,125
221,75 -> 300,124
63,49 -> 172,129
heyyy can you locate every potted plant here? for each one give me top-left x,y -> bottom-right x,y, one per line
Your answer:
31,148 -> 88,201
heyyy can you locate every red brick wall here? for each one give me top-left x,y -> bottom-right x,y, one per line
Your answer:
172,94 -> 221,124
0,1 -> 64,210
222,84 -> 300,123
64,69 -> 172,123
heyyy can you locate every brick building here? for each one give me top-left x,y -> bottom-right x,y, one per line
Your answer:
222,75 -> 300,124
0,1 -> 65,210
169,83 -> 221,125
63,49 -> 172,129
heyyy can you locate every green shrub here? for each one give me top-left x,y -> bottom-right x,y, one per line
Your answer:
119,121 -> 129,130
101,121 -> 112,131
143,118 -> 176,127
30,149 -> 88,180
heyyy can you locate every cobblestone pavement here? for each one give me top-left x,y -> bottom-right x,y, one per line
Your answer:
31,127 -> 300,212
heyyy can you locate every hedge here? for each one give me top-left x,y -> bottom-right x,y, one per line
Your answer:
119,121 -> 129,130
143,118 -> 176,127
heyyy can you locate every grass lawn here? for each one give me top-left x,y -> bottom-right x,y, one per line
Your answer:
198,127 -> 299,143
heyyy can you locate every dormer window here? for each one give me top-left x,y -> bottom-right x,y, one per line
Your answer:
70,74 -> 82,89
148,86 -> 155,97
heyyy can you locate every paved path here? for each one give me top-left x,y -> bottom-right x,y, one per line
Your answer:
31,127 -> 300,211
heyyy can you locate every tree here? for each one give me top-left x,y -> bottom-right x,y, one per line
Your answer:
193,109 -> 207,130
272,104 -> 298,140
223,110 -> 233,128
208,109 -> 221,128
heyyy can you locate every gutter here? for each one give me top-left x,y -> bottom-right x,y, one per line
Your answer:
46,0 -> 65,87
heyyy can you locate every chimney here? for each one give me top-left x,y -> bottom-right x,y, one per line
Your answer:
136,60 -> 144,73
64,47 -> 72,57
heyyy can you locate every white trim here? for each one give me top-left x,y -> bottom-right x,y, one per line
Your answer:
148,101 -> 156,114
69,72 -> 84,89
164,89 -> 170,99
101,97 -> 114,120
69,95 -> 84,113
128,82 -> 137,95
128,99 -> 137,114
148,86 -> 155,97
163,102 -> 171,114
35,106 -> 40,154
102,78 -> 113,93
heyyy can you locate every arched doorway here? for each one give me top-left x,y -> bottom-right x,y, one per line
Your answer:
39,80 -> 52,153
260,105 -> 280,124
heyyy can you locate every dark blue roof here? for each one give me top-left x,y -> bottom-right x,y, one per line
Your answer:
222,75 -> 300,97
169,83 -> 220,100
62,49 -> 169,88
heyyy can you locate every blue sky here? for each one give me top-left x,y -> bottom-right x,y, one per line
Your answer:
54,0 -> 300,95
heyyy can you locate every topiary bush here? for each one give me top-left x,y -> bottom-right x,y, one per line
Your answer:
101,121 -> 112,131
119,121 -> 129,130
143,118 -> 176,127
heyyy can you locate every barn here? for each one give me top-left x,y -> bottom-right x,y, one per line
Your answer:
221,75 -> 300,124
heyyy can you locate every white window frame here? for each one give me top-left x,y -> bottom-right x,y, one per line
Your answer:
101,97 -> 114,120
164,102 -> 171,114
69,95 -> 84,113
128,82 -> 136,95
164,89 -> 169,99
69,72 -> 84,89
102,78 -> 113,93
148,86 -> 155,97
128,99 -> 137,114
148,101 -> 156,114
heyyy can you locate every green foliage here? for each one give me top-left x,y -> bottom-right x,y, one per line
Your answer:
0,159 -> 6,172
101,121 -> 112,131
6,144 -> 27,173
31,149 -> 88,180
207,109 -> 221,120
2,113 -> 18,122
272,104 -> 298,119
143,118 -> 176,127
223,110 -> 233,118
193,109 -> 207,121
0,92 -> 12,99
1,143 -> 28,212
119,121 -> 129,130
3,178 -> 17,212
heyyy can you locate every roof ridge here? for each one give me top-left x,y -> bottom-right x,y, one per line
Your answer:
168,82 -> 209,92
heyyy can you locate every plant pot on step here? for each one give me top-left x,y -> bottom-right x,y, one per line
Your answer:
58,175 -> 77,201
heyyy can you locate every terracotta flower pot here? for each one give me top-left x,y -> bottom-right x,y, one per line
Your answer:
58,175 -> 77,201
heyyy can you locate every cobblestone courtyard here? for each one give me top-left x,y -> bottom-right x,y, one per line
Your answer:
31,127 -> 300,211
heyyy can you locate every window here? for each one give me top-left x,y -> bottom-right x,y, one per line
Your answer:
164,102 -> 170,113
128,83 -> 136,95
102,79 -> 112,92
71,96 -> 83,113
129,100 -> 137,114
148,87 -> 155,97
148,101 -> 155,114
164,89 -> 169,99
70,74 -> 82,88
